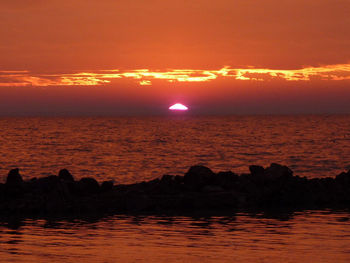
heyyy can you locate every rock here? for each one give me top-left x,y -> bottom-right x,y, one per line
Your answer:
5,168 -> 23,187
213,171 -> 238,189
34,175 -> 61,194
190,192 -> 238,210
138,178 -> 160,193
78,177 -> 100,195
249,165 -> 265,176
58,169 -> 74,182
202,185 -> 224,193
154,174 -> 184,194
45,189 -> 67,214
336,170 -> 350,185
264,163 -> 293,179
0,163 -> 350,216
101,180 -> 114,192
0,183 -> 5,200
160,174 -> 174,183
174,175 -> 184,184
124,194 -> 153,211
184,165 -> 215,190
159,174 -> 182,186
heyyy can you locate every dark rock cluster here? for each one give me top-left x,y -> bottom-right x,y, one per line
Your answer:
1,163 -> 350,216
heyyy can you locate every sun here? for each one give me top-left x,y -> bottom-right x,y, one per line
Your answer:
169,103 -> 188,111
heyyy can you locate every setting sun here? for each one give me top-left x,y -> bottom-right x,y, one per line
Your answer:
169,103 -> 189,111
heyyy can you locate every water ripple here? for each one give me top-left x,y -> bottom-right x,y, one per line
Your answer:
0,115 -> 349,183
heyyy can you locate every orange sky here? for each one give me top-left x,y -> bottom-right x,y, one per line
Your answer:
1,0 -> 350,115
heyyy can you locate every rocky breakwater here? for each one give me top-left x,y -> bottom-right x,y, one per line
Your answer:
1,163 -> 350,216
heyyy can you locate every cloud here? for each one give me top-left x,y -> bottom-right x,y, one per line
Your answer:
1,63 -> 350,87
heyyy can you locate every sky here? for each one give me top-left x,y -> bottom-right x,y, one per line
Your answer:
1,0 -> 350,115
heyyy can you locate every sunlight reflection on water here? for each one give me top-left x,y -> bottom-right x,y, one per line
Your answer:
0,211 -> 350,263
0,115 -> 349,183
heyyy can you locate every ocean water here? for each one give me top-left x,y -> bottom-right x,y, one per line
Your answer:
0,115 -> 350,182
1,211 -> 350,263
1,115 -> 350,262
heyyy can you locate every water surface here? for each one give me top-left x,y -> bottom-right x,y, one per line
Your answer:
0,211 -> 350,263
0,115 -> 349,183
1,116 -> 350,262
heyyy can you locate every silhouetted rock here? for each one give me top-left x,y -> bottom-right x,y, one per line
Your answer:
78,177 -> 100,195
124,194 -> 154,211
151,174 -> 184,194
336,170 -> 350,186
34,175 -> 61,194
1,163 -> 350,217
202,185 -> 224,193
58,169 -> 74,182
101,181 -> 114,192
213,171 -> 238,189
249,165 -> 265,176
0,183 -> 5,199
264,163 -> 293,179
160,174 -> 174,183
174,175 -> 184,184
44,184 -> 71,214
5,168 -> 23,187
184,165 -> 215,190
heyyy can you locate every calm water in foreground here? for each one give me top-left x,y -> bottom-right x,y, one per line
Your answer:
1,211 -> 350,263
0,115 -> 350,262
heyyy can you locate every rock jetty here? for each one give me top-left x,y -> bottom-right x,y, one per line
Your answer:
1,163 -> 350,216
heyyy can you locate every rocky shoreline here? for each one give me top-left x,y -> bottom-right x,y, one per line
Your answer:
1,163 -> 350,216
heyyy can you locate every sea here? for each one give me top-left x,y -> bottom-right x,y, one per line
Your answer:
0,115 -> 350,262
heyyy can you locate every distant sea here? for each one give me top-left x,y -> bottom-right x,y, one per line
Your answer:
1,115 -> 350,263
1,115 -> 350,183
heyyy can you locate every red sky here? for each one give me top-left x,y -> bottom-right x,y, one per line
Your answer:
1,0 -> 350,115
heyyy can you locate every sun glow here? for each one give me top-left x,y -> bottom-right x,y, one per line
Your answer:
169,103 -> 188,111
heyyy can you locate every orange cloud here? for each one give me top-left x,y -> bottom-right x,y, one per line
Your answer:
1,63 -> 350,87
